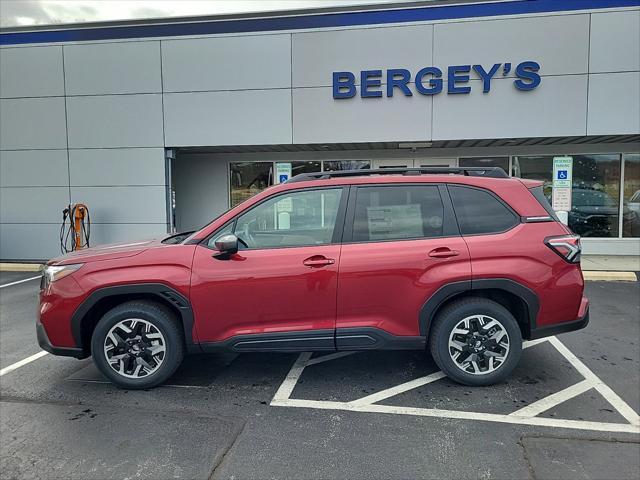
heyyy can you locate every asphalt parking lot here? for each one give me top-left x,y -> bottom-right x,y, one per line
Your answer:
0,271 -> 638,480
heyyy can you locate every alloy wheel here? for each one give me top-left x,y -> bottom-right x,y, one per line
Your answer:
103,318 -> 166,379
447,314 -> 510,375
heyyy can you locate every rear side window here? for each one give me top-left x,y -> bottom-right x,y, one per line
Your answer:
529,185 -> 560,221
352,185 -> 445,242
449,185 -> 518,235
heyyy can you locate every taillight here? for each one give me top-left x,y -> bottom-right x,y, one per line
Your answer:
545,235 -> 581,263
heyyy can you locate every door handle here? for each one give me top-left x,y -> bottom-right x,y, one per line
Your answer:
428,247 -> 460,259
303,255 -> 335,267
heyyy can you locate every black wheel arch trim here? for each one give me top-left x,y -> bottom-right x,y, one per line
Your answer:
71,283 -> 197,355
419,278 -> 540,338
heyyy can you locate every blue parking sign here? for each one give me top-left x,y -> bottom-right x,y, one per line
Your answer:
558,170 -> 568,180
279,174 -> 289,183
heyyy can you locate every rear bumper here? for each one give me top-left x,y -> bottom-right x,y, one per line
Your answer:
529,297 -> 590,340
36,321 -> 88,359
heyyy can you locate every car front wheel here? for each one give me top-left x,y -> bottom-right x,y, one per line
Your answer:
91,300 -> 185,389
429,297 -> 522,386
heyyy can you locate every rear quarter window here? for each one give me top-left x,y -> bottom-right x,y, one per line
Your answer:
449,185 -> 519,235
529,185 -> 560,221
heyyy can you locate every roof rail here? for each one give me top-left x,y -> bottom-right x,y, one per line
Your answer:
286,166 -> 509,183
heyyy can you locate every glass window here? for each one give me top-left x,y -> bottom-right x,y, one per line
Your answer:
513,154 -> 622,238
459,157 -> 509,175
230,162 -> 273,208
623,153 -> 640,238
449,186 -> 518,235
207,222 -> 234,249
572,154 -> 621,237
291,161 -> 321,178
352,186 -> 444,242
232,188 -> 343,249
323,160 -> 371,171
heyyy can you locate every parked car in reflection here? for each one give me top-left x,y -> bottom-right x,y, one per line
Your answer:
568,188 -> 640,237
629,190 -> 640,215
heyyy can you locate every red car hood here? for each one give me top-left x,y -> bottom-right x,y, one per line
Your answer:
49,238 -> 162,265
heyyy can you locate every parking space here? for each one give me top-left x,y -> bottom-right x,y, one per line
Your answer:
0,276 -> 638,479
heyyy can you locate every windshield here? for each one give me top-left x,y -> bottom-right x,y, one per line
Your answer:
161,231 -> 195,245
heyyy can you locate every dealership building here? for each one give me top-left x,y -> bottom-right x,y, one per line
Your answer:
0,0 -> 639,260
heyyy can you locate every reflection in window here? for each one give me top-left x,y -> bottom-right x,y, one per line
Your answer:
623,154 -> 640,238
230,162 -> 273,207
291,161 -> 321,178
513,155 -> 622,238
352,186 -> 444,242
459,157 -> 509,175
323,160 -> 371,171
449,186 -> 518,235
233,188 -> 343,249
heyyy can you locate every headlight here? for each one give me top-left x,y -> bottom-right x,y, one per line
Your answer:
43,264 -> 83,283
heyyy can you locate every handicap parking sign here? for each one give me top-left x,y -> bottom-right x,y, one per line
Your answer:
275,163 -> 292,184
557,170 -> 568,180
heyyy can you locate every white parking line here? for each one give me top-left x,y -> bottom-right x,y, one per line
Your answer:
0,276 -> 41,289
509,379 -> 593,418
0,351 -> 48,377
272,352 -> 312,402
271,337 -> 640,434
548,336 -> 640,426
349,371 -> 447,407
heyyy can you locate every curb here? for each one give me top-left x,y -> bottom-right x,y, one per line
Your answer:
0,263 -> 43,272
583,271 -> 637,282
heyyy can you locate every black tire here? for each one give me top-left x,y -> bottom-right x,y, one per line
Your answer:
429,297 -> 522,386
91,300 -> 185,389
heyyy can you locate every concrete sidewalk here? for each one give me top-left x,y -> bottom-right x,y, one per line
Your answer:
580,255 -> 640,272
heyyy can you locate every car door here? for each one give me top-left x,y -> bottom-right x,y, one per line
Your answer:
335,183 -> 472,348
190,186 -> 348,351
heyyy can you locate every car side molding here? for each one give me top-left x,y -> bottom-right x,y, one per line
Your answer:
419,278 -> 540,337
71,283 -> 197,354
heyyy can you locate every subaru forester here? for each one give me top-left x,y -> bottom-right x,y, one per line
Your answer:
38,167 -> 589,389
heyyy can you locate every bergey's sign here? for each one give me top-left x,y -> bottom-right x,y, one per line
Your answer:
333,61 -> 541,99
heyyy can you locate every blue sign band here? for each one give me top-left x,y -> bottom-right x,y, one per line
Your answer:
2,0 -> 638,46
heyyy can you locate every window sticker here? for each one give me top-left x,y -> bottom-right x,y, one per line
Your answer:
366,204 -> 423,240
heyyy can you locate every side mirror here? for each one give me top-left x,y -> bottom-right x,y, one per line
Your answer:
214,234 -> 239,257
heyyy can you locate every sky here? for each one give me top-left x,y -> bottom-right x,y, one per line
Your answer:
0,0 -> 408,28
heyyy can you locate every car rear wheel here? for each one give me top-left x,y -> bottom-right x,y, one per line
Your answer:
429,297 -> 522,386
91,300 -> 184,389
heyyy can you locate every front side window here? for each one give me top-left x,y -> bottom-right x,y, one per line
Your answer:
231,188 -> 343,249
352,185 -> 445,242
449,186 -> 518,235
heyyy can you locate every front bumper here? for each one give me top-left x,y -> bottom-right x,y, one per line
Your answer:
528,297 -> 590,340
36,321 -> 88,359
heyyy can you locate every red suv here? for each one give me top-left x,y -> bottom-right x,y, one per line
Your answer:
38,167 -> 589,389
